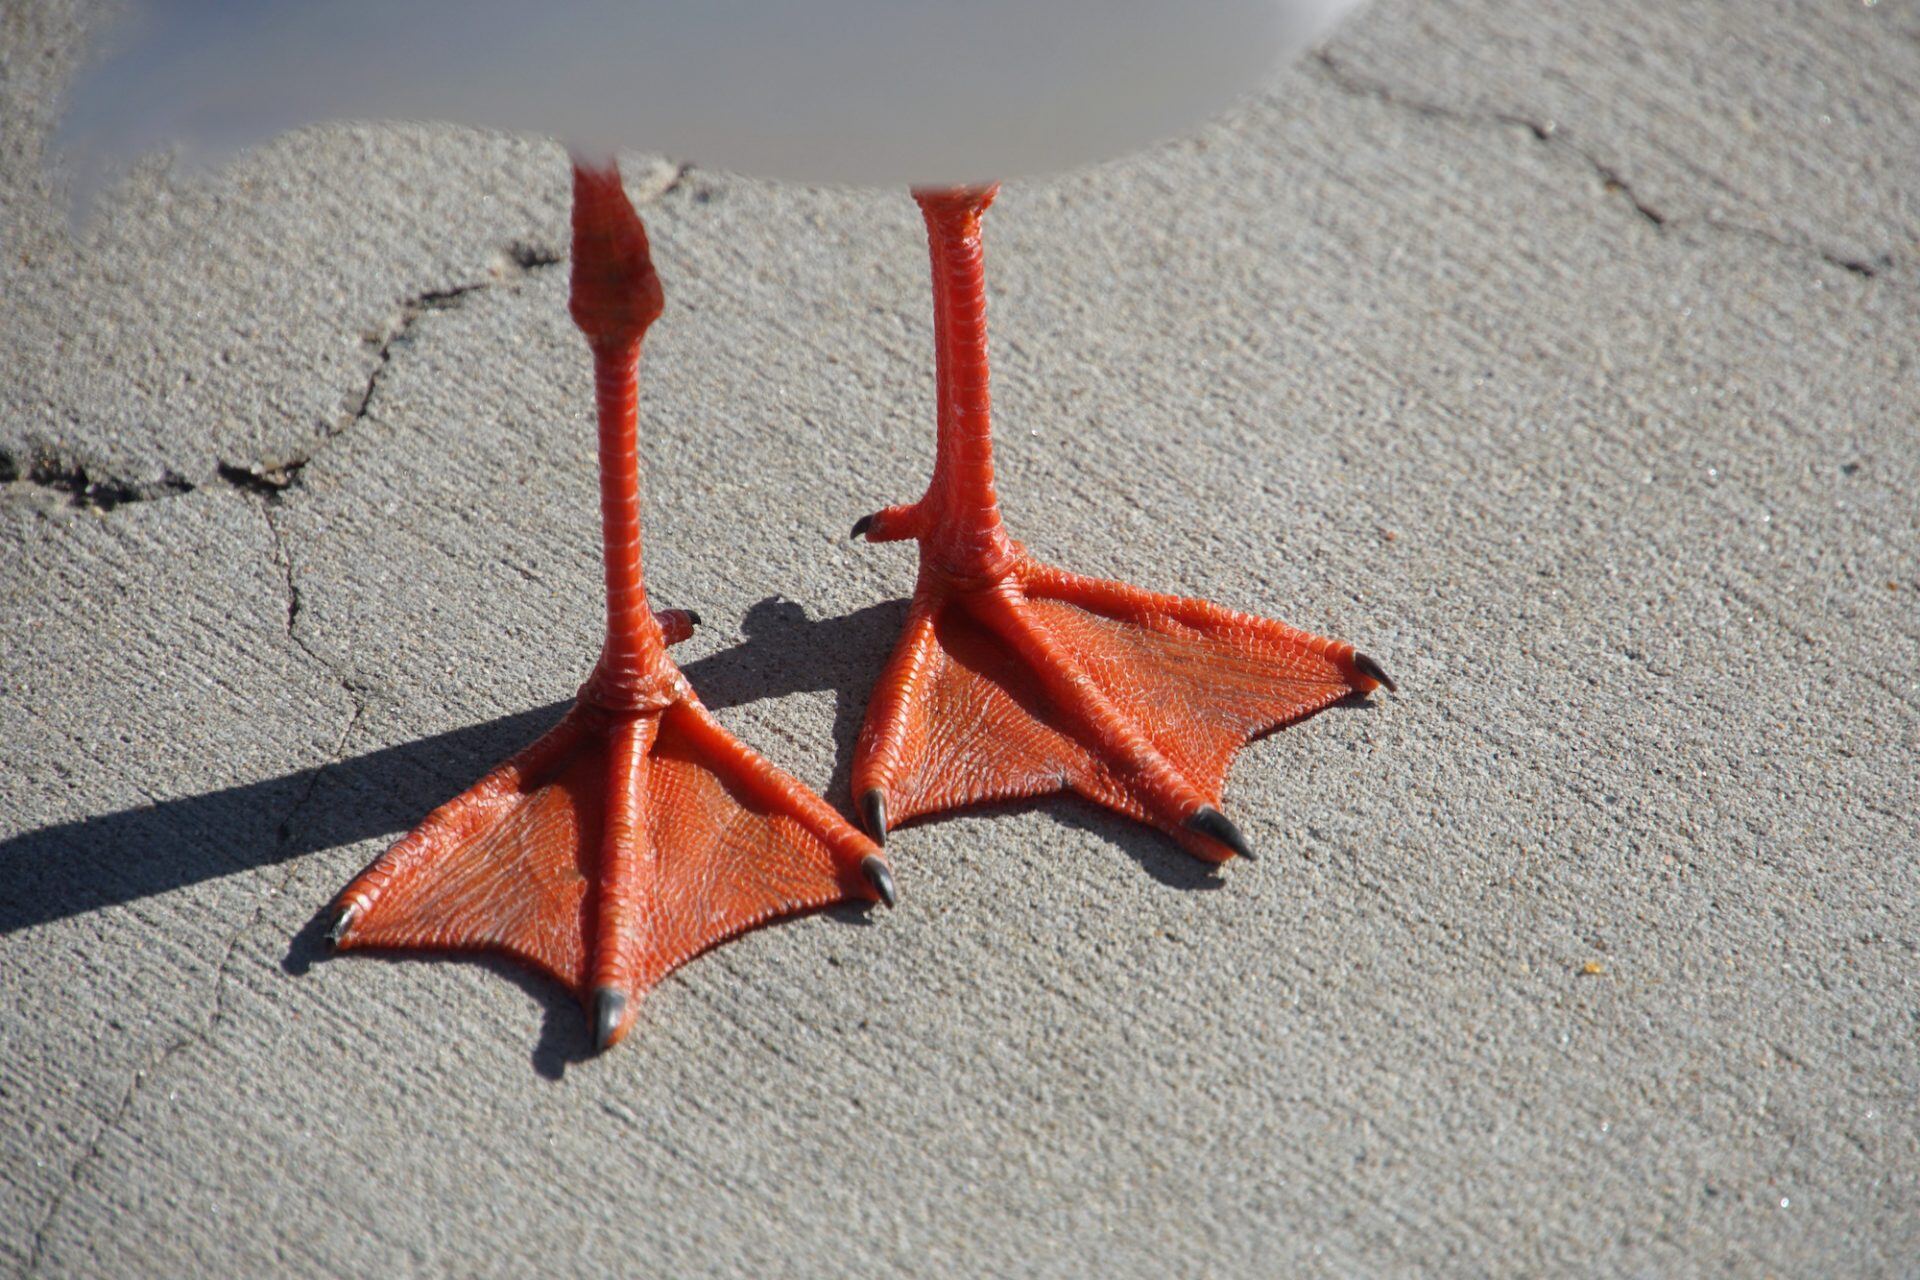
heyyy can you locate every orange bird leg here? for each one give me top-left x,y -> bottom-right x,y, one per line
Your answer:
329,161 -> 892,1052
851,185 -> 1394,862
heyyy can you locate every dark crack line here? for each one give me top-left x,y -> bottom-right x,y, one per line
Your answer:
254,498 -> 361,695
2,244 -> 563,515
216,259 -> 555,498
1312,51 -> 1898,285
655,159 -> 695,202
0,446 -> 194,511
23,696 -> 365,1277
216,164 -> 694,498
28,170 -> 699,514
25,495 -> 372,1274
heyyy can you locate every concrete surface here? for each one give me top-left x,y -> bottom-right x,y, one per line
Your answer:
3,0 -> 1917,1274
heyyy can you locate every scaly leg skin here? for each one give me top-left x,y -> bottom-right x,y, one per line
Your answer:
330,162 -> 893,1053
852,185 -> 1394,863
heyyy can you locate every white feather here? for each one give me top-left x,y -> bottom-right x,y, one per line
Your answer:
55,0 -> 1361,207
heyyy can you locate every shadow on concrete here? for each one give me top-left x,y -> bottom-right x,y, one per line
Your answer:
0,596 -> 905,940
3,592 -> 1374,1074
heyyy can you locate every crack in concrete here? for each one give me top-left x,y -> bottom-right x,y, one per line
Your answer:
654,160 -> 695,202
1312,51 -> 1897,284
216,259 -> 555,498
253,498 -> 368,707
1,245 -> 564,519
23,462 -> 375,1276
0,445 -> 194,511
215,163 -> 692,499
21,163 -> 696,519
23,483 -> 365,1271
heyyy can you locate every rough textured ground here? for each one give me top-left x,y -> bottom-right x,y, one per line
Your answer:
3,1 -> 1916,1275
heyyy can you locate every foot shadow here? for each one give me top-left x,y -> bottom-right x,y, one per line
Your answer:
1054,802 -> 1227,891
7,592 -> 1355,1071
0,700 -> 569,937
678,593 -> 907,806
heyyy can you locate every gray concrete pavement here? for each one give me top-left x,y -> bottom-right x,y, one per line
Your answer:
3,0 -> 1917,1274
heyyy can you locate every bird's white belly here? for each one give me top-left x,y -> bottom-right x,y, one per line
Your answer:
59,0 -> 1360,193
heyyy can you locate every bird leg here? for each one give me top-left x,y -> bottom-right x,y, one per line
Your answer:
330,161 -> 892,1052
852,184 -> 1392,862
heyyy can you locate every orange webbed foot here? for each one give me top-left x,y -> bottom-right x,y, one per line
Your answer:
850,547 -> 1391,863
852,184 -> 1391,863
330,621 -> 890,1051
328,160 -> 892,1053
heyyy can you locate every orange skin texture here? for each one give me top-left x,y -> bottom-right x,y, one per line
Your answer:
853,187 -> 1385,860
330,164 -> 886,1051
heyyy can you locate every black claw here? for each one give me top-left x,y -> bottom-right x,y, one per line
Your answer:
591,987 -> 627,1054
325,905 -> 357,947
850,513 -> 875,540
861,854 -> 898,909
683,608 -> 702,628
858,788 -> 888,845
1187,806 -> 1255,860
1353,652 -> 1397,694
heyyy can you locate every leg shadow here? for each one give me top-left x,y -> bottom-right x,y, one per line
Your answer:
6,592 -> 1341,1071
678,593 -> 907,805
0,596 -> 905,940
